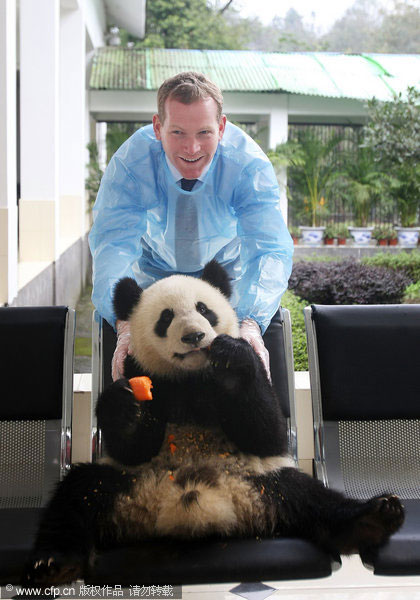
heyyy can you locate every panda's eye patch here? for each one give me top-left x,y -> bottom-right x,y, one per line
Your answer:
154,308 -> 174,338
196,302 -> 218,327
196,302 -> 209,315
161,309 -> 174,322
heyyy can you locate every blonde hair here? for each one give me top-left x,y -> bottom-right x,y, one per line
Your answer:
157,72 -> 223,123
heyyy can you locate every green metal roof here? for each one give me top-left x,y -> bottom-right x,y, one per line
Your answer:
90,47 -> 420,101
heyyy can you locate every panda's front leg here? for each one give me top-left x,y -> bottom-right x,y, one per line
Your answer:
209,334 -> 288,456
96,378 -> 166,465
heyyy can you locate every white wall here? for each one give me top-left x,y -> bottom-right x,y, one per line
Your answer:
60,5 -> 86,252
82,0 -> 106,49
0,0 -> 18,305
19,0 -> 60,263
1,0 -> 104,307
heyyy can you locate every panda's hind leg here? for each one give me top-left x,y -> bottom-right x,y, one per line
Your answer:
24,463 -> 134,585
251,468 -> 404,557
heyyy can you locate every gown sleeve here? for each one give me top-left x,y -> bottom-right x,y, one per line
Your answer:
88,153 -> 147,329
231,158 -> 293,334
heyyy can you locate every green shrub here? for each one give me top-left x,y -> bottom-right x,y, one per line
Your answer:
404,281 -> 420,303
282,290 -> 308,371
362,251 -> 420,282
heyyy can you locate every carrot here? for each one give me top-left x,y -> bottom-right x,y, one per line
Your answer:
128,376 -> 153,401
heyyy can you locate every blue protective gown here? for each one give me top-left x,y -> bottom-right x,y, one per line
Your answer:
89,122 -> 293,332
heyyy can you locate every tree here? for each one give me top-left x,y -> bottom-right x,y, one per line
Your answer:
372,1 -> 420,53
125,0 -> 249,50
321,0 -> 382,53
363,88 -> 420,227
276,9 -> 323,51
321,0 -> 420,53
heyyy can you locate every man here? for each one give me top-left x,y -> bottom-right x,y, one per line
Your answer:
89,72 -> 293,380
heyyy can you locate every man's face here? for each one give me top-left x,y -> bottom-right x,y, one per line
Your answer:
153,97 -> 226,180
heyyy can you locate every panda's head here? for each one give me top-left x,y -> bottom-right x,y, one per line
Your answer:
113,261 -> 239,377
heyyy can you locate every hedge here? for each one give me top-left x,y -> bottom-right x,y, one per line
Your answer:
289,261 -> 411,305
362,250 -> 420,283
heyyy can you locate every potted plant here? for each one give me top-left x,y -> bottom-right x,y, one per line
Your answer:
323,223 -> 336,245
289,225 -> 301,245
364,88 -> 420,248
336,224 -> 349,246
388,228 -> 398,246
373,225 -> 391,247
271,130 -> 343,246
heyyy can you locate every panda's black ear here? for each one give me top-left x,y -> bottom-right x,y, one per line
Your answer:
113,278 -> 142,321
201,260 -> 232,298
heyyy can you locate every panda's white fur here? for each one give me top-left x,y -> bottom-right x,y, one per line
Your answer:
105,421 -> 295,539
129,274 -> 240,376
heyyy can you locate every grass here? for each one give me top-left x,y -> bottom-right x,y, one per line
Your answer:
75,336 -> 92,357
282,290 -> 308,371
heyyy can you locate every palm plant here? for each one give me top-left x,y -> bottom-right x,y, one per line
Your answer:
391,164 -> 420,227
335,144 -> 387,227
271,130 -> 344,227
85,142 -> 104,209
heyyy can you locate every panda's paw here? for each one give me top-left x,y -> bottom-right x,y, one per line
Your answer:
355,495 -> 404,564
366,494 -> 405,535
23,552 -> 83,585
96,378 -> 141,430
99,377 -> 130,400
351,494 -> 404,556
210,334 -> 257,379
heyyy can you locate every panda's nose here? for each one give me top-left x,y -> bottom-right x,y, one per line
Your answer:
181,331 -> 205,346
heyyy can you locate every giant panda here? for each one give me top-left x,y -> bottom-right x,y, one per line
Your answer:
25,260 -> 404,585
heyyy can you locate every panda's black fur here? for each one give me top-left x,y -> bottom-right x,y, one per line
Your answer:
25,260 -> 404,585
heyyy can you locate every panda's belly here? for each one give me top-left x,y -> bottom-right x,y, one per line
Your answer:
109,423 -> 294,540
131,422 -> 293,476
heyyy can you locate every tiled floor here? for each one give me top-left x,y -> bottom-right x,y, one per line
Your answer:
181,555 -> 420,599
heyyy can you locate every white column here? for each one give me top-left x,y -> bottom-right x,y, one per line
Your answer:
268,103 -> 289,224
59,4 -> 86,251
97,121 -> 108,172
19,0 -> 60,262
0,0 -> 18,305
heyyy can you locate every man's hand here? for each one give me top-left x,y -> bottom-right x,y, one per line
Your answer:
239,318 -> 271,381
111,320 -> 132,381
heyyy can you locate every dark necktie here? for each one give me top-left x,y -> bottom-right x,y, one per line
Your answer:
175,179 -> 199,267
180,178 -> 197,191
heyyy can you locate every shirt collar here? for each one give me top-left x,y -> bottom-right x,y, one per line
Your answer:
165,155 -> 212,183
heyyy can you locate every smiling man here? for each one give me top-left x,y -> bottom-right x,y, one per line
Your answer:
152,94 -> 226,180
89,72 -> 293,380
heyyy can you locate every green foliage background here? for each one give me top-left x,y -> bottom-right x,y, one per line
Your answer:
116,0 -> 420,54
120,0 -> 248,50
